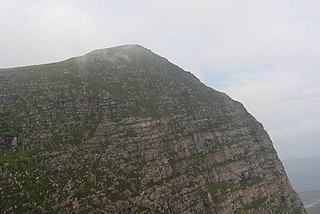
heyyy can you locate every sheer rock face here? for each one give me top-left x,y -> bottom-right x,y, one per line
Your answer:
0,45 -> 305,213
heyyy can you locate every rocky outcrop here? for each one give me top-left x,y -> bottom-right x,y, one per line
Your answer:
0,45 -> 305,213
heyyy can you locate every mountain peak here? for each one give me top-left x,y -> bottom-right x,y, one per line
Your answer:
89,44 -> 150,54
76,44 -> 157,65
0,45 -> 305,213
86,44 -> 152,57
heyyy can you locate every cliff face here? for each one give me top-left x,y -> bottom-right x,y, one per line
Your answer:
0,45 -> 305,213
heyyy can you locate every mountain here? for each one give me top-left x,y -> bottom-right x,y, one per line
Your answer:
0,45 -> 305,213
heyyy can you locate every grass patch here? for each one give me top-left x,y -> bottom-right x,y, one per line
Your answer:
240,176 -> 264,189
243,197 -> 267,210
0,150 -> 33,170
207,181 -> 233,194
0,111 -> 22,137
121,128 -> 137,138
21,175 -> 52,202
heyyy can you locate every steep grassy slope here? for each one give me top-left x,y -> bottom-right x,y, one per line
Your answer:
0,45 -> 305,213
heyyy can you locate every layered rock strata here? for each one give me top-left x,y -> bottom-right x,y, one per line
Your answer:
0,45 -> 305,213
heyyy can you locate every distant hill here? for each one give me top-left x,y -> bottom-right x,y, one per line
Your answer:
0,45 -> 305,213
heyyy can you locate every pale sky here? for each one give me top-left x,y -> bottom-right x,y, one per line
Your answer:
1,0 -> 319,160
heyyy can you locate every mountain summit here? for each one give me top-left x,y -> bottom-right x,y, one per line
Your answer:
0,45 -> 305,213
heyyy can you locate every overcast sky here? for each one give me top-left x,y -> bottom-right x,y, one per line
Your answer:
1,0 -> 319,160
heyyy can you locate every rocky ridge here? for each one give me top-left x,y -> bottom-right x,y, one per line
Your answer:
0,45 -> 305,213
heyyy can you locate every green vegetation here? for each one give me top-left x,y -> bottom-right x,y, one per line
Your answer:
21,175 -> 52,202
0,110 -> 22,137
290,196 -> 300,203
294,208 -> 304,214
243,197 -> 267,210
275,204 -> 286,214
207,181 -> 233,194
0,150 -> 33,170
240,176 -> 264,188
270,195 -> 277,203
207,159 -> 236,169
121,128 -> 137,138
207,154 -> 247,170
